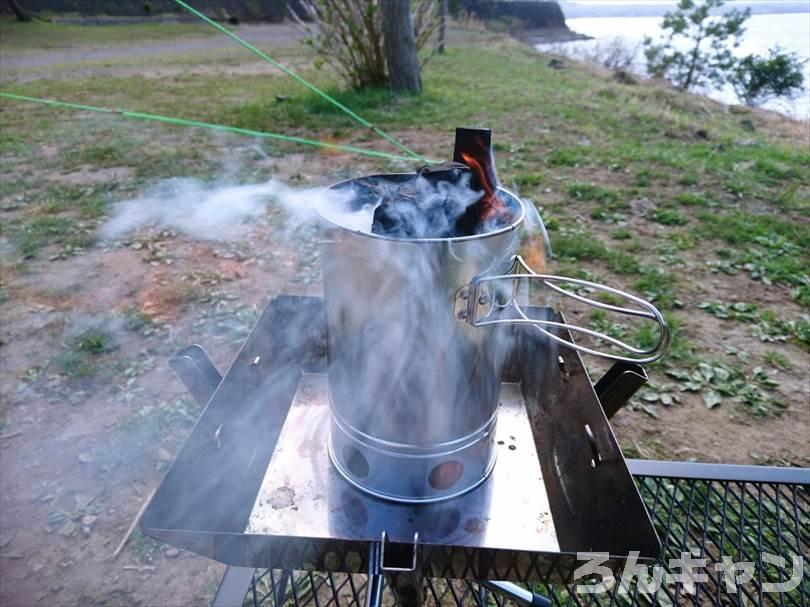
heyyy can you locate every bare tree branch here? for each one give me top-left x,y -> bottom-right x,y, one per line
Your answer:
297,0 -> 438,90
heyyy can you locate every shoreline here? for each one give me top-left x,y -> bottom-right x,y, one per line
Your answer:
511,26 -> 590,45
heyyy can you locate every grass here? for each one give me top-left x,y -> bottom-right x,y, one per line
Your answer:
567,182 -> 621,204
652,208 -> 688,226
0,20 -> 807,421
552,229 -> 646,275
53,327 -> 116,377
38,184 -> 113,218
2,182 -> 120,258
698,210 -> 810,250
632,268 -> 681,309
673,192 -> 713,207
699,301 -> 809,351
512,171 -> 545,189
6,215 -> 94,259
764,350 -> 792,371
611,227 -> 633,240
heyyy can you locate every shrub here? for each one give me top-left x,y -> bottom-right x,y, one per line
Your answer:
291,0 -> 437,90
731,47 -> 806,107
644,0 -> 749,91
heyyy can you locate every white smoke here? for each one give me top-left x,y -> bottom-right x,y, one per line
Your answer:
97,169 -> 542,504
100,176 -> 355,241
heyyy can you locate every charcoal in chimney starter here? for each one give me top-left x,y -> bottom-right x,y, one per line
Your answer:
371,162 -> 480,239
369,128 -> 512,239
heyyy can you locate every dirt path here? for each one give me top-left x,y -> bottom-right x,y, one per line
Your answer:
0,23 -> 303,80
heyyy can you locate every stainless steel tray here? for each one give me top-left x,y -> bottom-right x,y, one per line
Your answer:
140,296 -> 660,583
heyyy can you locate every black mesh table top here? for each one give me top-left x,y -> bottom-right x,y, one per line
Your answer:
223,460 -> 808,607
158,297 -> 807,607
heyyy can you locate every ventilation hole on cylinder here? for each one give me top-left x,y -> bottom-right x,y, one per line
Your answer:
428,461 -> 464,490
342,446 -> 369,478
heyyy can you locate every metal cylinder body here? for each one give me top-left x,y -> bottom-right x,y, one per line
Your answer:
318,174 -> 525,502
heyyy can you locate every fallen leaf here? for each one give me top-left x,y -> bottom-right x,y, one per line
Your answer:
703,390 -> 722,409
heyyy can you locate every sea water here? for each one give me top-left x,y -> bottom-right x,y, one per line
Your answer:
537,12 -> 810,119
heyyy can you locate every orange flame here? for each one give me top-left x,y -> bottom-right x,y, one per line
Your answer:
461,151 -> 509,223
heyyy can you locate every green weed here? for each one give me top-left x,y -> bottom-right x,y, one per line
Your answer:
54,327 -> 115,377
552,230 -> 642,274
123,306 -> 158,337
666,230 -> 699,251
633,268 -> 680,309
754,158 -> 800,182
632,167 -> 670,188
678,171 -> 699,186
552,231 -> 607,261
674,192 -> 713,207
698,301 -> 808,350
791,286 -> 810,307
55,350 -> 97,378
73,328 -> 112,354
8,216 -> 93,259
567,182 -> 621,204
763,351 -> 792,371
605,250 -> 642,275
548,147 -> 587,167
37,184 -> 111,219
698,211 -> 809,250
126,529 -> 160,563
513,172 -> 545,189
652,208 -> 688,226
666,361 -> 783,416
61,142 -> 129,169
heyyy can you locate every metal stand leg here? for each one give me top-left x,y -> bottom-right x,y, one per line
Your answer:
170,345 -> 256,607
170,344 -> 222,406
365,540 -> 384,607
594,361 -> 647,419
371,532 -> 423,607
212,567 -> 256,607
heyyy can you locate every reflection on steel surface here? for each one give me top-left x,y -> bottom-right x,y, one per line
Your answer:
247,375 -> 559,552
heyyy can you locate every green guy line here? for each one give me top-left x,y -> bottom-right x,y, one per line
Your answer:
0,92 -> 427,163
173,0 -> 427,163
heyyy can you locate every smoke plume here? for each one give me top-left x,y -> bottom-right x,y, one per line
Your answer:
100,176 -> 354,241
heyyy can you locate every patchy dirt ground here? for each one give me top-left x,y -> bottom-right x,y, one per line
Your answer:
1,18 -> 808,607
0,115 -> 378,602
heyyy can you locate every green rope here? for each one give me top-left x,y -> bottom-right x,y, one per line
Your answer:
172,0 -> 427,163
0,92 -> 428,163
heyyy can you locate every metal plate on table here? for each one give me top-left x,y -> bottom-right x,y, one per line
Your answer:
247,375 -> 559,552
140,296 -> 660,584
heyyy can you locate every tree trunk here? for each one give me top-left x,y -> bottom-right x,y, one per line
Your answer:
683,30 -> 704,91
438,0 -> 447,54
381,0 -> 422,94
8,0 -> 33,22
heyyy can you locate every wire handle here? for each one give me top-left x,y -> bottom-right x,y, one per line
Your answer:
456,255 -> 670,364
